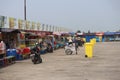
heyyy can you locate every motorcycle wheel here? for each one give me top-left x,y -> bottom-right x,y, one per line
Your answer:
33,57 -> 38,64
65,49 -> 73,55
39,58 -> 42,63
33,60 -> 37,64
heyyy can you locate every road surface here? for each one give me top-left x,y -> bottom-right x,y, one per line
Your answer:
0,42 -> 120,80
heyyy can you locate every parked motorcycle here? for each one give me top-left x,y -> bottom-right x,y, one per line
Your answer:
47,43 -> 53,53
30,45 -> 42,64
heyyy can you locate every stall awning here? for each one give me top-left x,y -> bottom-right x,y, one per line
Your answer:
25,32 -> 38,36
95,32 -> 104,36
69,32 -> 75,35
104,32 -> 115,35
115,32 -> 120,35
76,32 -> 83,35
53,32 -> 61,35
0,28 -> 21,33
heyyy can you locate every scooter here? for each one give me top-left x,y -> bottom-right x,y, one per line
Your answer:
47,43 -> 53,53
30,46 -> 42,64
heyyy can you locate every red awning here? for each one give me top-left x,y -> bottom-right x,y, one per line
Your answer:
96,32 -> 104,36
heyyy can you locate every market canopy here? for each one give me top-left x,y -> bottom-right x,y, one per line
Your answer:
95,32 -> 104,36
76,32 -> 83,35
69,32 -> 75,35
115,32 -> 120,35
53,32 -> 61,35
104,32 -> 115,35
0,28 -> 21,33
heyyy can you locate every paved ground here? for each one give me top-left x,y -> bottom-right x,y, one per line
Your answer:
0,42 -> 120,80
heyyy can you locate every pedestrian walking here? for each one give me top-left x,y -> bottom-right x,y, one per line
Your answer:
73,37 -> 79,54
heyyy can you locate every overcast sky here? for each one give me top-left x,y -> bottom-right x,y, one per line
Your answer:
0,0 -> 120,32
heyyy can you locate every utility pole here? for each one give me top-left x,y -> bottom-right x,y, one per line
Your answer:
24,0 -> 26,20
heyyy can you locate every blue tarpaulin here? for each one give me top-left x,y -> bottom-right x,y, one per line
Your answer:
69,32 -> 75,35
115,32 -> 120,35
104,32 -> 115,35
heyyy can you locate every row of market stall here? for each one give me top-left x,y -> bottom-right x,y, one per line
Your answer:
76,32 -> 120,42
0,15 -> 71,68
0,27 -> 72,68
0,29 -> 120,68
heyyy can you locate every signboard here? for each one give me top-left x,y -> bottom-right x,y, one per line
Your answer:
37,22 -> 40,30
9,17 -> 16,29
42,24 -> 45,31
34,23 -> 37,30
0,15 -> 66,32
49,25 -> 51,31
18,19 -> 23,29
22,20 -> 26,30
46,24 -> 48,31
25,20 -> 30,30
31,22 -> 35,30
18,19 -> 26,30
52,26 -> 54,32
0,16 -> 6,28
55,26 -> 57,32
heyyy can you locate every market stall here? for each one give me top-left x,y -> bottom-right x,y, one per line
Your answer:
25,32 -> 38,48
95,32 -> 104,42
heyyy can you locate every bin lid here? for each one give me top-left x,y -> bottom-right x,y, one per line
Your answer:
85,43 -> 93,46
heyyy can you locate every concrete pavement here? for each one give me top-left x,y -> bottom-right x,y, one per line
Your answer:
0,42 -> 120,80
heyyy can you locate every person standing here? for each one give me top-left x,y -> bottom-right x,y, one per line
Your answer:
74,37 -> 79,55
0,40 -> 6,57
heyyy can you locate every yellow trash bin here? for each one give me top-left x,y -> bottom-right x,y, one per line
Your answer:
85,43 -> 93,58
90,39 -> 96,45
93,38 -> 96,44
83,38 -> 86,42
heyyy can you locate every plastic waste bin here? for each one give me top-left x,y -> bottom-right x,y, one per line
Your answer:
93,38 -> 96,44
90,39 -> 95,45
85,43 -> 93,58
83,38 -> 86,43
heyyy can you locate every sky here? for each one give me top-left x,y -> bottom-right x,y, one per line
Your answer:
0,0 -> 120,32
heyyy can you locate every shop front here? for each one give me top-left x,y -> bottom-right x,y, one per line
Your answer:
0,28 -> 21,67
95,32 -> 104,42
0,28 -> 21,49
104,32 -> 115,41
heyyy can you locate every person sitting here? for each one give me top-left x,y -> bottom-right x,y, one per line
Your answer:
0,40 -> 6,58
0,40 -> 6,54
68,38 -> 73,46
